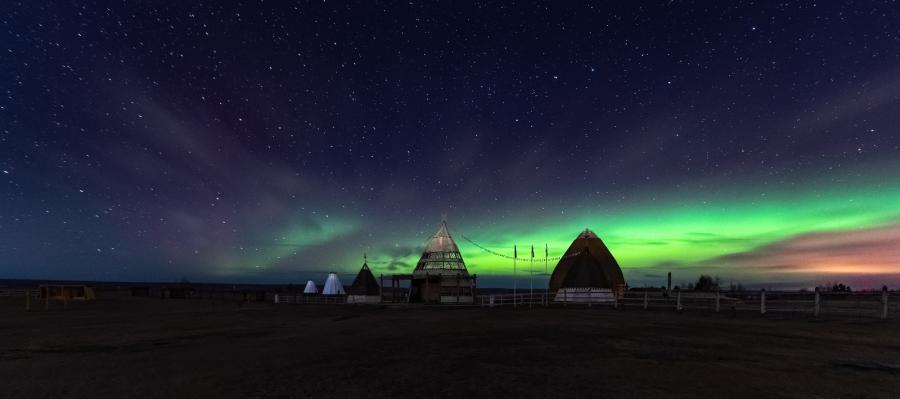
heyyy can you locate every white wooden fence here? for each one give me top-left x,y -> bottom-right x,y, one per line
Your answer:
273,294 -> 348,305
478,288 -> 897,319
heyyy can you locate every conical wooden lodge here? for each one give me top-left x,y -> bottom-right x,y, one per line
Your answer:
407,221 -> 476,304
549,229 -> 626,303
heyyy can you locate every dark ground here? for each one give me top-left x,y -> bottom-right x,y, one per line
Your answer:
2,298 -> 899,398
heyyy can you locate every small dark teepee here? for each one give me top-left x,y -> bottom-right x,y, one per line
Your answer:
347,258 -> 381,304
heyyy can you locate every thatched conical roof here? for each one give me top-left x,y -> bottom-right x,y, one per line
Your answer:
348,262 -> 381,296
548,229 -> 625,292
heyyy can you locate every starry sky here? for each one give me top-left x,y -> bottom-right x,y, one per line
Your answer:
3,1 -> 900,289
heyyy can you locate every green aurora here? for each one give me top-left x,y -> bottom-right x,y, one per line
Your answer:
209,168 -> 900,287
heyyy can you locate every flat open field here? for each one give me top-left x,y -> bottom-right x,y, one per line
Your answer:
2,298 -> 899,398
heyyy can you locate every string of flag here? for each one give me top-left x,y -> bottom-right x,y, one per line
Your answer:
459,235 -> 581,262
359,235 -> 580,266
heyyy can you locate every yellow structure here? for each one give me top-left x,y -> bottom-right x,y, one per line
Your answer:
39,284 -> 96,301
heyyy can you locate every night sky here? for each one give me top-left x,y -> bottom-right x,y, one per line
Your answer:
3,1 -> 900,288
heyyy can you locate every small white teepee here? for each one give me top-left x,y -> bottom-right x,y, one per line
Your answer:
322,273 -> 346,295
303,280 -> 318,294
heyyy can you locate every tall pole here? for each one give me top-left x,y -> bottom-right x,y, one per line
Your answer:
530,244 -> 534,309
513,245 -> 517,309
667,272 -> 672,297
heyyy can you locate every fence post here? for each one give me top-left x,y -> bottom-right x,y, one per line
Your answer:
760,289 -> 766,315
25,290 -> 31,311
715,289 -> 721,313
676,288 -> 682,312
883,286 -> 889,320
643,289 -> 649,310
274,294 -> 279,304
814,287 -> 820,317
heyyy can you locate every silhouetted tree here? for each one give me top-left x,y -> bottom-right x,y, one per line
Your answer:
819,281 -> 852,292
693,275 -> 721,291
832,283 -> 852,292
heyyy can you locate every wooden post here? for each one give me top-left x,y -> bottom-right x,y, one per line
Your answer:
814,287 -> 820,317
25,290 -> 31,311
274,294 -> 279,304
760,289 -> 766,315
715,289 -> 721,313
643,289 -> 649,310
676,288 -> 682,312
883,286 -> 889,320
667,272 -> 672,297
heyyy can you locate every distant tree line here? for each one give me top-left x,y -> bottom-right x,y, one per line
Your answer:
680,275 -> 746,292
819,282 -> 852,292
680,276 -> 853,293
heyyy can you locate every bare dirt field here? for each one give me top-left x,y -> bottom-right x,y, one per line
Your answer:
2,297 -> 899,398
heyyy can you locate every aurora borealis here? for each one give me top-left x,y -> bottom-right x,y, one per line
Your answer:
3,2 -> 900,288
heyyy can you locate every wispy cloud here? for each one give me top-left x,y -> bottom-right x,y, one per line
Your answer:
636,223 -> 900,288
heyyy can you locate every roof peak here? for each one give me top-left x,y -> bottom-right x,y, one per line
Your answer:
579,228 -> 598,239
433,220 -> 452,238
